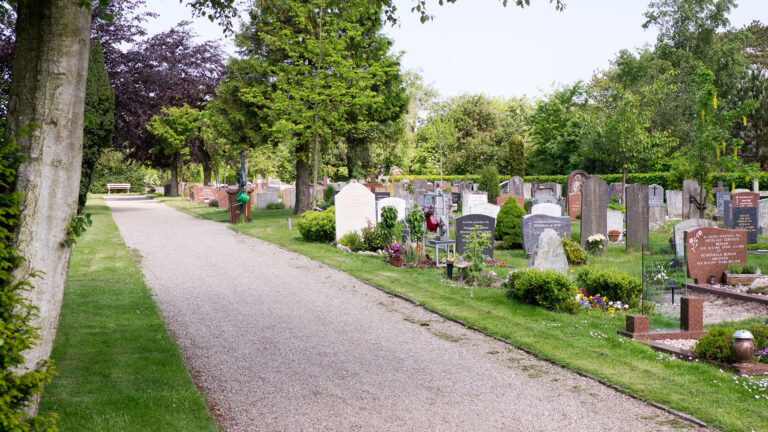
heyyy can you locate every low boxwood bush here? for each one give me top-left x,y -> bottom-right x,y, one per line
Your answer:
695,324 -> 768,364
562,237 -> 587,265
339,231 -> 363,252
747,243 -> 768,251
495,198 -> 525,248
361,223 -> 389,252
266,202 -> 285,210
575,267 -> 642,307
297,206 -> 335,242
504,269 -> 578,313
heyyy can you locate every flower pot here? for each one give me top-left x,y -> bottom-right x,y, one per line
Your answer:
608,231 -> 620,242
389,257 -> 404,267
446,262 -> 454,279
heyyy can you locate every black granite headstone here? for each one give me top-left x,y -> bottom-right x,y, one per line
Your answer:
715,192 -> 731,218
455,214 -> 496,258
733,206 -> 758,244
723,200 -> 732,228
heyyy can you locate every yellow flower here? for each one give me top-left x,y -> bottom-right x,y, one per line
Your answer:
744,116 -> 748,127
701,109 -> 705,120
716,148 -> 720,161
723,141 -> 726,151
609,307 -> 616,313
713,94 -> 717,109
734,148 -> 738,158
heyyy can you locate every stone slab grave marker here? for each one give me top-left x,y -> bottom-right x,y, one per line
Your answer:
648,184 -> 664,206
455,214 -> 496,258
666,190 -> 682,217
281,188 -> 295,209
608,182 -> 624,202
567,192 -> 582,221
377,197 -> 406,222
531,229 -> 569,275
509,176 -> 524,196
542,182 -> 562,198
715,191 -> 731,219
256,191 -> 279,210
374,191 -> 392,219
531,202 -> 562,217
607,210 -> 624,242
413,179 -> 428,205
530,193 -> 558,207
423,192 -> 448,217
566,170 -> 589,196
580,176 -> 608,247
522,214 -> 571,254
462,191 -> 488,216
471,203 -> 501,219
682,179 -> 700,219
334,183 -> 376,241
732,191 -> 759,244
723,200 -> 732,228
497,194 -> 525,209
760,199 -> 768,233
625,183 -> 649,251
452,192 -> 460,205
523,182 -> 532,200
673,218 -> 717,256
685,226 -> 747,283
649,205 -> 665,231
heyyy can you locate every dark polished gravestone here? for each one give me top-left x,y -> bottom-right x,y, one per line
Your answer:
732,192 -> 760,244
455,214 -> 496,258
715,191 -> 731,219
685,226 -> 747,283
723,200 -> 732,228
580,176 -> 608,247
521,214 -> 571,254
625,183 -> 649,252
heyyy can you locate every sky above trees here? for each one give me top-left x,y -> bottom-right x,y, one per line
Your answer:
143,0 -> 766,98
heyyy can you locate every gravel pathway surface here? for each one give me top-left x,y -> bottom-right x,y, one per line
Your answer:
106,196 -> 709,432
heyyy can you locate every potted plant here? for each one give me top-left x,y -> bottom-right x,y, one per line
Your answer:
445,251 -> 457,279
607,230 -> 621,243
585,234 -> 607,256
386,244 -> 405,267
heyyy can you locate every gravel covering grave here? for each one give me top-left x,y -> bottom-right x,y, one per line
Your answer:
106,196 -> 709,431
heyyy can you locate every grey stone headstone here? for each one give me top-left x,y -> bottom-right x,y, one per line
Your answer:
673,218 -> 717,256
499,180 -> 509,194
760,199 -> 768,231
455,214 -> 495,258
522,214 -> 571,254
625,183 -> 649,251
682,179 -> 700,219
666,190 -> 682,217
754,180 -> 760,192
723,200 -> 732,228
530,194 -> 558,207
608,183 -> 624,202
531,202 -> 562,217
733,206 -> 758,244
715,192 -> 731,218
648,184 -> 664,205
414,179 -> 428,204
256,191 -> 279,210
649,205 -> 665,231
510,176 -> 524,196
541,182 -> 562,198
580,176 -> 608,247
523,183 -> 532,200
531,229 -> 569,276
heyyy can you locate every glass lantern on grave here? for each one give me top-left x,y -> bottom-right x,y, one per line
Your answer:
641,243 -> 689,328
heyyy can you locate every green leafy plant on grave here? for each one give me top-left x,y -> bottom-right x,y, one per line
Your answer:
462,225 -> 491,284
495,198 -> 525,248
361,223 -> 389,252
504,268 -> 578,313
562,236 -> 588,265
319,184 -> 335,210
297,206 -> 335,242
607,196 -> 625,214
379,206 -> 398,244
266,202 -> 285,210
727,263 -> 758,274
338,231 -> 363,252
575,267 -> 642,307
406,205 -> 425,243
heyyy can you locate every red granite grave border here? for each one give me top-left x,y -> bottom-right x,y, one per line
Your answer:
685,283 -> 768,306
645,341 -> 768,376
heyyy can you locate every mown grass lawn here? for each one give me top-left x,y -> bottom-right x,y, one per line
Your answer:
38,196 -> 216,431
158,196 -> 768,432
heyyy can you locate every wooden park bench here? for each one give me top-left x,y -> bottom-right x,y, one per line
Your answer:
106,183 -> 131,194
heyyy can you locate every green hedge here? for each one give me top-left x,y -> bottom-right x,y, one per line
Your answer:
393,172 -> 768,191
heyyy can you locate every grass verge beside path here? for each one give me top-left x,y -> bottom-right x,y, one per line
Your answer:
158,196 -> 768,432
38,196 -> 216,431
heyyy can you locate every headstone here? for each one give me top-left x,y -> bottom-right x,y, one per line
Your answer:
760,199 -> 768,233
567,192 -> 582,221
580,176 -> 608,247
334,183 -> 376,241
497,194 -> 525,209
377,197 -> 406,222
256,191 -> 279,210
648,184 -> 664,206
666,190 -> 682,217
461,191 -> 488,216
682,179 -> 700,219
455,214 -> 495,258
673,218 -> 718,256
754,180 -> 760,193
625,183 -> 649,251
732,192 -> 759,244
531,229 -> 569,276
281,188 -> 295,209
530,194 -> 558,207
452,192 -> 460,205
541,182 -> 562,198
566,170 -> 589,196
531,202 -> 562,217
509,176 -> 524,196
608,183 -> 624,202
523,183 -> 533,200
734,188 -> 750,194
607,210 -> 624,242
413,179 -> 428,204
471,203 -> 501,219
723,200 -> 733,228
715,191 -> 731,219
267,178 -> 281,188
685,227 -> 747,283
522,214 -> 571,254
649,205 -> 665,231
499,180 -> 509,194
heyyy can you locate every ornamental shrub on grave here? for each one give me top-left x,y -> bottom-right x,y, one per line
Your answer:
695,324 -> 768,364
495,197 -> 525,248
0,124 -> 57,430
478,166 -> 501,204
575,267 -> 642,307
379,206 -> 398,244
504,268 -> 578,313
339,232 -> 363,252
561,237 -> 587,265
297,206 -> 335,242
361,223 -> 389,252
406,206 -> 425,243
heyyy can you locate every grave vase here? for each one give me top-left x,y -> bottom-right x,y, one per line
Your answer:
446,262 -> 454,279
389,257 -> 404,267
608,230 -> 621,243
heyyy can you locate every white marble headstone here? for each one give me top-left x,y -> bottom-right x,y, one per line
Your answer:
462,191 -> 488,216
531,203 -> 562,217
334,183 -> 376,241
471,203 -> 501,219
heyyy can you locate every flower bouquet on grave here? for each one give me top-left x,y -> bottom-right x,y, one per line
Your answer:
386,243 -> 405,267
585,234 -> 607,256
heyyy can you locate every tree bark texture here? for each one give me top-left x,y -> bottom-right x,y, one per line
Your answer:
6,1 -> 92,374
169,164 -> 179,196
294,142 -> 311,215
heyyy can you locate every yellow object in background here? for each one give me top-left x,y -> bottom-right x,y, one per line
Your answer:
732,182 -> 736,192
713,94 -> 717,109
723,141 -> 726,151
701,109 -> 705,120
744,116 -> 747,126
734,148 -> 738,158
716,148 -> 720,160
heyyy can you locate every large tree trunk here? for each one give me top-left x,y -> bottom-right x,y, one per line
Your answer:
294,142 -> 312,215
169,164 -> 179,196
6,0 -> 91,390
202,162 -> 212,186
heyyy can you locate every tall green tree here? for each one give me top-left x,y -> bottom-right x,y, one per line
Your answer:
146,104 -> 201,196
79,38 -> 115,213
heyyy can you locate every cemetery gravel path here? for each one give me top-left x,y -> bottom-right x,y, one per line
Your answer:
106,196 -> 710,432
